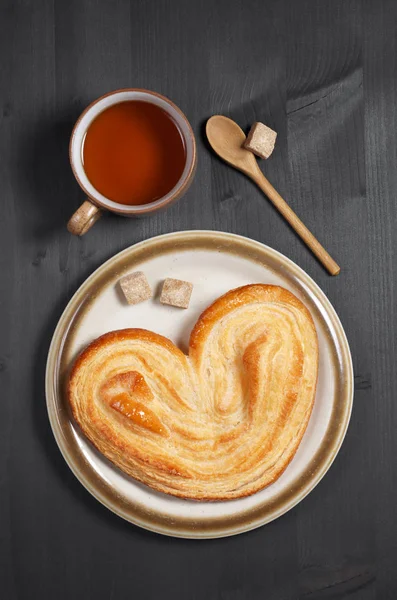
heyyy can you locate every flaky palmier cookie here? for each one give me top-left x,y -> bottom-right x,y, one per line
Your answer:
68,284 -> 318,500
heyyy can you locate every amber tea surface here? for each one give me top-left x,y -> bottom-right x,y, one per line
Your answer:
82,101 -> 186,205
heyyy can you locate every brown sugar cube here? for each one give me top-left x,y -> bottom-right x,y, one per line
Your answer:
160,278 -> 193,309
119,271 -> 152,305
244,121 -> 277,159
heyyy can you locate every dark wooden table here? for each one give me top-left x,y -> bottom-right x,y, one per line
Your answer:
1,0 -> 395,598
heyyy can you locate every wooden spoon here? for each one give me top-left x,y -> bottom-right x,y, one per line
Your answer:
206,115 -> 340,276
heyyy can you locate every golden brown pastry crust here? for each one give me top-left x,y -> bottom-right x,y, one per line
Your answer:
68,285 -> 318,500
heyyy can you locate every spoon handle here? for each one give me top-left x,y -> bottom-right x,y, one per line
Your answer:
251,171 -> 340,276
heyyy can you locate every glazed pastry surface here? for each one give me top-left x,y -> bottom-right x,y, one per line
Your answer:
68,285 -> 318,500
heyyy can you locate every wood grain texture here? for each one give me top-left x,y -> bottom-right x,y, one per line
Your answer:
0,0 -> 394,598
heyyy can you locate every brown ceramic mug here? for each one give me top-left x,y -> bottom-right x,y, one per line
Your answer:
67,89 -> 197,235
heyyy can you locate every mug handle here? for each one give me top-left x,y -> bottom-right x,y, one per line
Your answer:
67,199 -> 103,236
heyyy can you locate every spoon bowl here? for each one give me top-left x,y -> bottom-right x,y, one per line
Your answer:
206,115 -> 260,176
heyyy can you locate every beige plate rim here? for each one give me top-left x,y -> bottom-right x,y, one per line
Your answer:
45,230 -> 354,539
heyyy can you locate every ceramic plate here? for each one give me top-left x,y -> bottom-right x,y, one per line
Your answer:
46,231 -> 353,538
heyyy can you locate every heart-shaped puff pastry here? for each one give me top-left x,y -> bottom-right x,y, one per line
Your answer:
68,285 -> 318,500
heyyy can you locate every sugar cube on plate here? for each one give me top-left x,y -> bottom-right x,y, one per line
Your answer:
160,278 -> 193,309
119,271 -> 152,305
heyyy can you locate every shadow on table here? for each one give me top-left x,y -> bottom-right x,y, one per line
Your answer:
17,106 -> 84,239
